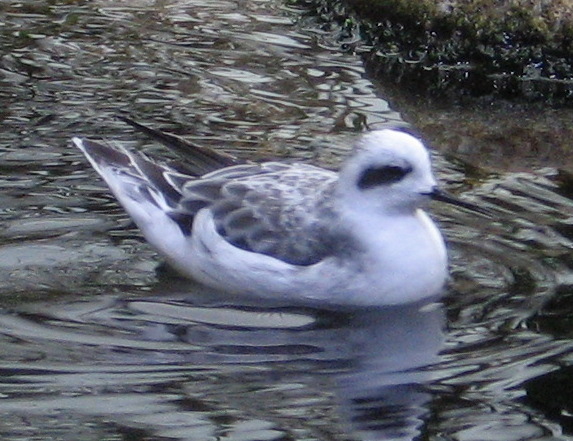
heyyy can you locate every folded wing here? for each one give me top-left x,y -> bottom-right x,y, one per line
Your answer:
74,137 -> 347,267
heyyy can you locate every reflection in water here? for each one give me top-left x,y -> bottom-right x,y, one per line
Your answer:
0,293 -> 444,441
333,304 -> 444,441
3,0 -> 573,440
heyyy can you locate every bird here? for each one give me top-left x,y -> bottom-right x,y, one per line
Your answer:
73,126 -> 461,307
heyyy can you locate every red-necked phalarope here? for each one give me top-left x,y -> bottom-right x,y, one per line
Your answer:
73,128 -> 462,306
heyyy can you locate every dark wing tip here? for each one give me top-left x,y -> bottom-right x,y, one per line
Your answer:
73,136 -> 185,206
117,115 -> 244,175
72,137 -> 131,168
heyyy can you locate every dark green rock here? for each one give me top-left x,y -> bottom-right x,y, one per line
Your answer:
299,0 -> 573,105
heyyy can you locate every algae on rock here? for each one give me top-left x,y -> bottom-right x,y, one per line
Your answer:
300,0 -> 573,104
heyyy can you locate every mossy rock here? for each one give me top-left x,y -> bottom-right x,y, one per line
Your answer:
299,0 -> 573,105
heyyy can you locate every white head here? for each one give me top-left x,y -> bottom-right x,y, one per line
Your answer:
337,129 -> 437,214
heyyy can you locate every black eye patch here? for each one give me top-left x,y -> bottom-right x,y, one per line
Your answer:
357,165 -> 413,189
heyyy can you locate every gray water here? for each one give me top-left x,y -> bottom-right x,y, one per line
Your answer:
2,1 -> 573,440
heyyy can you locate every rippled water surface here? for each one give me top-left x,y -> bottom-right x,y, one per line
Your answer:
2,1 -> 573,440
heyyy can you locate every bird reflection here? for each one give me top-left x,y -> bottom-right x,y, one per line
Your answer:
127,287 -> 445,441
333,304 -> 444,441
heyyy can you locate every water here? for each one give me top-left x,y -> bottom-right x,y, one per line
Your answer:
2,1 -> 573,440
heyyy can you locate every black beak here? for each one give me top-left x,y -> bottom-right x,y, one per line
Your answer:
427,188 -> 491,216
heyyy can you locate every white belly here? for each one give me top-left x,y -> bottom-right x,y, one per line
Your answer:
173,209 -> 448,307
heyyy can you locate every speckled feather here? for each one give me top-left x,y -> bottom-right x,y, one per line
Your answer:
179,163 -> 345,265
77,139 -> 350,266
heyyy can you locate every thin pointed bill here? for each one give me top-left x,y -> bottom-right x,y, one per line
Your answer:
428,188 -> 492,216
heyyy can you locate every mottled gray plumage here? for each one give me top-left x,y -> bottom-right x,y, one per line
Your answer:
179,162 -> 344,265
76,139 -> 350,266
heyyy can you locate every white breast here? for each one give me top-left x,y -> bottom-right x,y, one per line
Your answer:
177,208 -> 448,307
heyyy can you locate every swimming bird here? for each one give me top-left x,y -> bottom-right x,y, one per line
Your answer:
73,128 -> 457,306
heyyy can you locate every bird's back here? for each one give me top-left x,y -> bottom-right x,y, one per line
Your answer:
180,163 -> 347,266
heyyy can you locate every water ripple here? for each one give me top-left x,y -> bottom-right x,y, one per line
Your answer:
1,0 -> 573,440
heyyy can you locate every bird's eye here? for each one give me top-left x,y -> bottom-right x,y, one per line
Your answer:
357,165 -> 413,189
